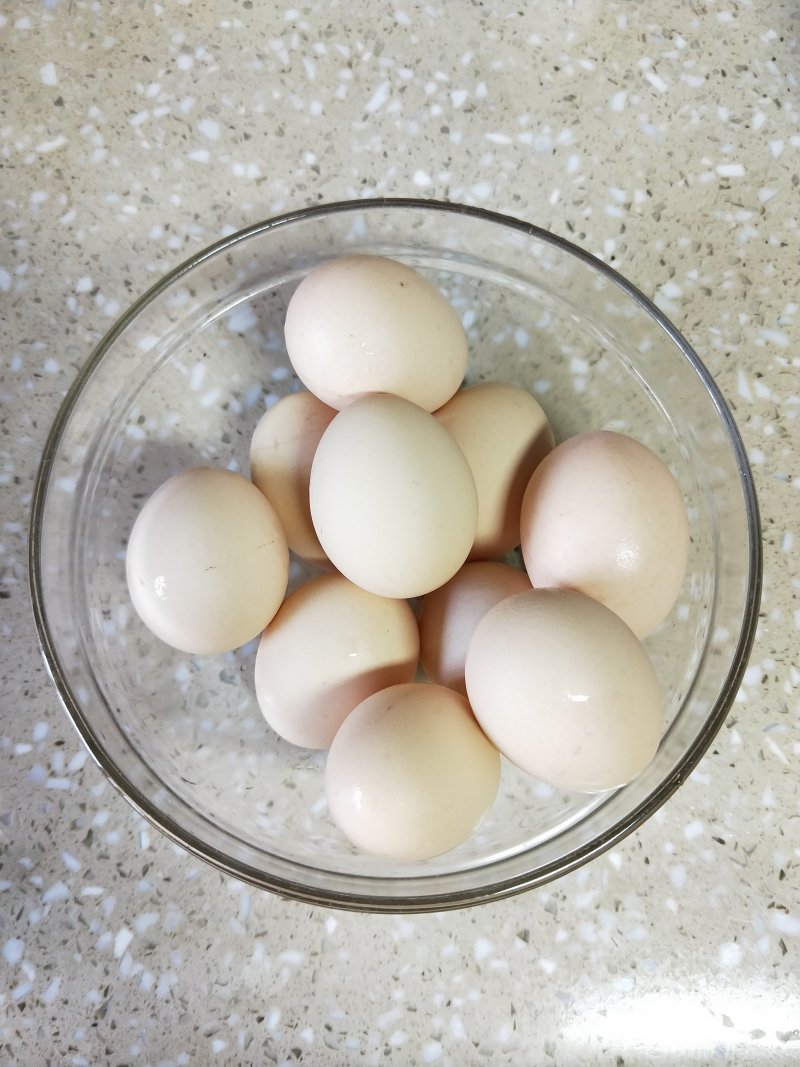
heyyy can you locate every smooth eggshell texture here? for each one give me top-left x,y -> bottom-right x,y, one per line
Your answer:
465,588 -> 663,793
434,382 -> 554,559
309,394 -> 478,599
520,430 -> 689,638
419,561 -> 531,696
254,573 -> 419,749
325,683 -> 501,861
284,255 -> 468,412
126,467 -> 289,655
249,391 -> 336,567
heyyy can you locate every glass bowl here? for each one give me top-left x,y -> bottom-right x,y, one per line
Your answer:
29,199 -> 762,912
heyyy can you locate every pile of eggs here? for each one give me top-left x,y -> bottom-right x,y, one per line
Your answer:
126,254 -> 690,862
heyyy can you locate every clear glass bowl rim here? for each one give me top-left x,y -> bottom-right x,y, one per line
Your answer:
28,197 -> 763,911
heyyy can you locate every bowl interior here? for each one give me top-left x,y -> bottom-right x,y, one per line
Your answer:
32,200 -> 760,909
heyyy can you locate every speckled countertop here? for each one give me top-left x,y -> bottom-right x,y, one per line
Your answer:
2,1 -> 799,1064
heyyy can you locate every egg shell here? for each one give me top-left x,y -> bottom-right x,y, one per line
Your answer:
465,588 -> 663,793
309,394 -> 478,599
419,561 -> 531,696
325,682 -> 501,861
434,381 -> 554,559
126,467 -> 289,655
249,391 -> 336,567
284,254 -> 468,412
520,430 -> 690,638
254,573 -> 419,749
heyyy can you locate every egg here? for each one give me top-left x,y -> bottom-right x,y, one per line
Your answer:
520,430 -> 690,638
325,682 -> 501,861
465,588 -> 663,792
419,561 -> 531,696
434,382 -> 554,559
249,391 -> 336,567
126,467 -> 289,655
309,394 -> 478,599
284,254 -> 468,412
254,573 -> 419,749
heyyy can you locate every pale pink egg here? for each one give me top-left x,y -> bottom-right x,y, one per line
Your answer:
419,561 -> 531,696
255,574 -> 419,749
520,430 -> 689,638
325,683 -> 500,860
465,588 -> 663,793
435,381 -> 554,559
284,255 -> 467,412
250,391 -> 336,568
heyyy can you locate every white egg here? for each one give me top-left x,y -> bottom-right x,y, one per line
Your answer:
126,467 -> 289,655
309,394 -> 478,599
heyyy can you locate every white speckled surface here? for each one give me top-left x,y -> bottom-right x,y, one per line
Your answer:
2,1 -> 799,1064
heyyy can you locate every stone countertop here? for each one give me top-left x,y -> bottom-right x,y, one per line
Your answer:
1,1 -> 798,1064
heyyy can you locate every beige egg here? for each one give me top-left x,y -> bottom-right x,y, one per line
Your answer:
250,391 -> 336,567
520,430 -> 690,638
284,255 -> 468,412
126,467 -> 289,655
309,394 -> 478,599
325,683 -> 501,861
465,588 -> 663,793
254,574 -> 419,749
419,561 -> 531,696
435,382 -> 554,559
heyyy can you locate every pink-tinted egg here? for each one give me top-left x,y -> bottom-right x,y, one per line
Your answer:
435,381 -> 554,559
520,430 -> 689,638
250,391 -> 336,568
419,561 -> 531,696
